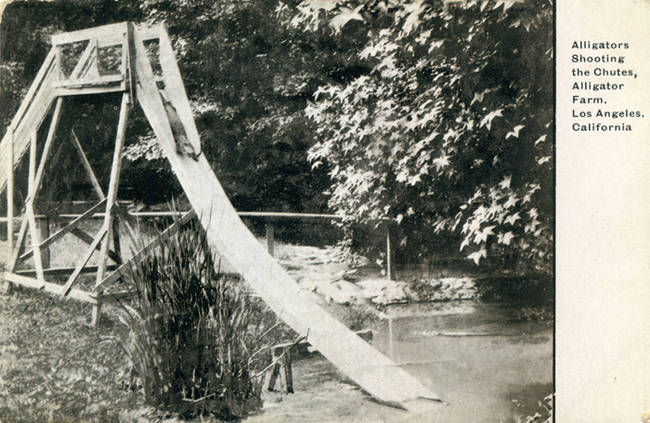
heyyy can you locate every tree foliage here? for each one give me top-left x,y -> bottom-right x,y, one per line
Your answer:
291,0 -> 553,275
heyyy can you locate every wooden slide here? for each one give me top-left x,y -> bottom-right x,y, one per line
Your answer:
1,22 -> 441,414
131,25 -> 441,413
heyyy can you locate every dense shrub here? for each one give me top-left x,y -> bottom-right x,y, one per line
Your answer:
116,220 -> 269,419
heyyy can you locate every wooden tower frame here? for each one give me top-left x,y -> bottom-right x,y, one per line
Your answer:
0,22 -> 200,325
0,22 -> 440,413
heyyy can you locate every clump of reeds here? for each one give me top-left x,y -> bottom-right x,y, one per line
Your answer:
116,217 -> 270,419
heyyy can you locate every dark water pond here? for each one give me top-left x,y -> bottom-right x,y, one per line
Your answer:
371,302 -> 553,422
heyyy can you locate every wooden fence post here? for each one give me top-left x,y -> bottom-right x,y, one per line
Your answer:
385,225 -> 393,280
266,223 -> 275,256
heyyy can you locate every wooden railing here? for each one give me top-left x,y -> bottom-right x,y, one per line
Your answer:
1,210 -> 394,280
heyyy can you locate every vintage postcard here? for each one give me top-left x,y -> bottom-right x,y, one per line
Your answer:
0,0 -> 647,422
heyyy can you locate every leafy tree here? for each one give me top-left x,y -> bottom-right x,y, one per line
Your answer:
290,0 -> 553,276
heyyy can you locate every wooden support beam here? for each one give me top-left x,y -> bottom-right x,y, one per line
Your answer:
55,84 -> 126,97
61,226 -> 107,296
40,216 -> 51,268
31,97 -> 64,202
79,51 -> 98,80
7,49 -> 55,138
70,130 -> 105,200
18,200 -> 106,262
4,272 -> 97,304
124,23 -> 136,100
9,216 -> 29,271
53,74 -> 125,89
28,132 -> 36,196
16,264 -> 118,277
92,92 -> 130,325
51,22 -> 128,46
6,128 -> 13,251
68,38 -> 96,80
112,218 -> 122,264
95,211 -> 194,292
0,59 -> 57,193
23,98 -> 63,276
26,204 -> 45,283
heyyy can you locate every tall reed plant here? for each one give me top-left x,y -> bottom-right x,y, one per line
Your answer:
116,217 -> 269,419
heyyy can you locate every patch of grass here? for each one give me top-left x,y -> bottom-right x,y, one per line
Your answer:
0,289 -> 139,423
116,219 -> 273,420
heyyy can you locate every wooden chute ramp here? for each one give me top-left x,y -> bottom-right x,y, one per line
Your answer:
0,22 -> 441,413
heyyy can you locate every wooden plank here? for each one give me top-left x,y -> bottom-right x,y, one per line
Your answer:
53,74 -> 124,89
6,129 -> 13,251
70,130 -> 105,199
18,200 -> 106,262
55,84 -> 125,97
132,30 -> 440,411
30,97 -> 64,202
61,226 -> 106,296
112,218 -> 122,264
4,273 -> 97,304
94,211 -> 194,291
54,44 -> 62,82
28,132 -> 36,195
26,204 -> 45,283
9,216 -> 29,271
8,49 -> 56,134
94,93 -> 130,287
14,97 -> 64,275
51,22 -> 128,46
79,48 -> 99,80
91,92 -> 130,325
16,264 -> 117,277
68,38 -> 96,80
0,64 -> 57,192
237,211 -> 346,220
124,23 -> 135,99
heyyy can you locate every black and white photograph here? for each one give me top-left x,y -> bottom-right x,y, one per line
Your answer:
0,0 -> 645,421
